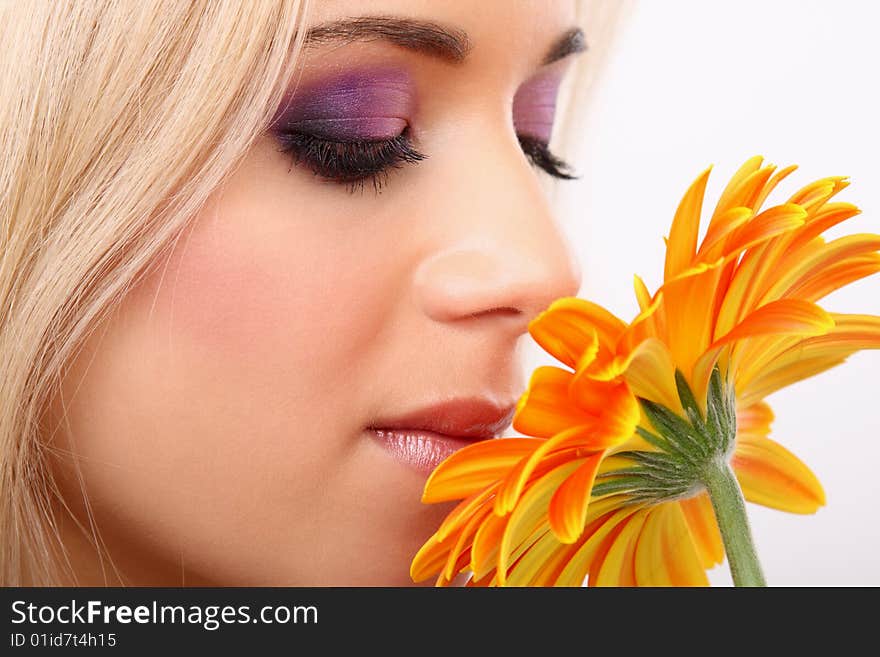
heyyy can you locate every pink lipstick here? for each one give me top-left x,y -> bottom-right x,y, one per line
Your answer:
367,398 -> 516,473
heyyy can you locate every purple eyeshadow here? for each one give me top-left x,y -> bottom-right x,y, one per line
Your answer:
512,71 -> 564,143
271,68 -> 415,141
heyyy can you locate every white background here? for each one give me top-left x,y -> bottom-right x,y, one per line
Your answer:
522,0 -> 880,585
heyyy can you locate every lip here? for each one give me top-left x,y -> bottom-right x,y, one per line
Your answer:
366,398 -> 517,474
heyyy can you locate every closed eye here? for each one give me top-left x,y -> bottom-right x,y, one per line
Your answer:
274,129 -> 577,194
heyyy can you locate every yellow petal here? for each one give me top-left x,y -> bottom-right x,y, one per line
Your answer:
442,501 -> 493,581
739,354 -> 846,407
620,336 -> 682,412
803,313 -> 880,350
661,502 -> 709,586
737,314 -> 880,404
554,506 -> 639,586
678,494 -> 724,569
790,253 -> 880,302
762,233 -> 880,303
732,435 -> 826,514
505,528 -> 562,586
567,378 -> 640,445
633,275 -> 654,313
590,509 -> 649,586
634,507 -> 675,586
497,460 -> 582,584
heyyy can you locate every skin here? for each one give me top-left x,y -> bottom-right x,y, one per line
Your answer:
45,0 -> 583,586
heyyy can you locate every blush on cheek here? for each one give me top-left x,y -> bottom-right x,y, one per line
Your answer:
143,227 -> 332,375
512,71 -> 564,143
132,171 -> 389,381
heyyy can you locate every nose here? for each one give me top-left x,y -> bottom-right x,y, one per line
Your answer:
413,128 -> 582,335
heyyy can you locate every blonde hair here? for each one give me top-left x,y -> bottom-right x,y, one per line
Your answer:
0,0 -> 310,585
0,0 -> 622,586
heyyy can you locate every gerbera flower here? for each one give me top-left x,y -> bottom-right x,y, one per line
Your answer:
411,156 -> 880,586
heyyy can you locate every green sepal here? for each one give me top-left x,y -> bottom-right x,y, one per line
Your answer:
638,397 -> 708,460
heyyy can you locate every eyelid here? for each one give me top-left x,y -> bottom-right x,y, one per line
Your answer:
513,69 -> 564,145
270,68 -> 416,137
280,117 -> 409,141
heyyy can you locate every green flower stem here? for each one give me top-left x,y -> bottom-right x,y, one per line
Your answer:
701,459 -> 766,587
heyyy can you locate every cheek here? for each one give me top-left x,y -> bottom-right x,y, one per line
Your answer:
51,151 -> 421,583
150,173 -> 395,394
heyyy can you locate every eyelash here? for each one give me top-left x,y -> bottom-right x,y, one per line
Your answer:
275,129 -> 577,194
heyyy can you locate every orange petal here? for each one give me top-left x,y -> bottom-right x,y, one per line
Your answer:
708,156 -> 765,223
711,298 -> 834,349
529,310 -> 599,371
665,166 -> 712,280
788,176 -> 849,212
512,366 -> 594,438
751,164 -> 798,212
568,377 -> 640,443
548,452 -> 604,543
422,437 -> 540,503
723,203 -> 807,256
411,530 -> 460,583
432,482 -> 499,542
528,297 -> 627,364
787,202 -> 861,254
494,426 -> 602,515
732,435 -> 826,514
470,511 -> 509,580
697,206 -> 753,261
736,401 -> 774,438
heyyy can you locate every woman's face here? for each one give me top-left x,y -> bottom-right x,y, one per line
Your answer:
48,0 -> 583,585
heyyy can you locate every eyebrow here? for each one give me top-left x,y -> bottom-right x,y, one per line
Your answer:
304,16 -> 587,66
